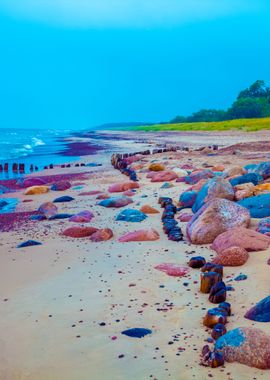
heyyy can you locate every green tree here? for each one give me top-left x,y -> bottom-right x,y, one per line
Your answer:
227,97 -> 270,119
237,80 -> 270,100
186,109 -> 227,122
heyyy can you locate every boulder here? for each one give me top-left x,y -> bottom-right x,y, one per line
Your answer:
62,226 -> 98,238
245,161 -> 270,178
184,170 -> 214,185
150,171 -> 178,182
22,177 -> 47,187
256,218 -> 270,235
212,246 -> 249,266
53,196 -> 74,203
211,227 -> 270,254
245,295 -> 270,322
178,212 -> 193,222
186,199 -> 250,244
51,181 -> 72,191
119,229 -> 160,242
179,191 -> 197,209
116,209 -> 147,222
190,179 -> 208,192
192,177 -> 234,213
140,205 -> 159,214
148,163 -> 165,171
225,166 -> 246,178
108,182 -> 139,193
215,327 -> 270,369
24,186 -> 49,195
154,263 -> 189,277
98,196 -> 133,208
69,211 -> 94,223
234,183 -> 255,201
212,165 -> 225,172
38,202 -> 58,218
90,228 -> 113,242
254,183 -> 270,195
229,173 -> 262,187
238,193 -> 270,218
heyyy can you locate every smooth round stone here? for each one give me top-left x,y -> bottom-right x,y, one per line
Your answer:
116,209 -> 147,222
188,256 -> 206,268
53,196 -> 74,203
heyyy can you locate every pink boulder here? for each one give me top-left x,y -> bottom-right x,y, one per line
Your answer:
38,202 -> 58,218
212,246 -> 249,266
119,228 -> 160,242
178,212 -> 193,222
211,227 -> 270,254
154,263 -> 189,277
62,226 -> 98,238
150,171 -> 178,182
22,177 -> 47,188
186,199 -> 250,244
51,181 -> 71,191
108,182 -> 139,193
69,211 -> 94,223
90,228 -> 113,242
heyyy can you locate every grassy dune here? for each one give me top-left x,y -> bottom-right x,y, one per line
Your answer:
132,117 -> 270,132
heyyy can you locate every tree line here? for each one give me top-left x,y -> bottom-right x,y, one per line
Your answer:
170,80 -> 270,123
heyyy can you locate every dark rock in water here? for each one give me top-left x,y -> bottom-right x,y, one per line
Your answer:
238,193 -> 270,218
116,209 -> 147,222
53,196 -> 74,203
179,191 -> 197,209
245,295 -> 270,322
214,327 -> 270,369
30,214 -> 47,221
192,177 -> 234,213
234,274 -> 247,281
257,217 -> 270,235
188,256 -> 206,268
121,328 -> 152,338
229,173 -> 262,187
17,240 -> 42,248
49,213 -> 73,220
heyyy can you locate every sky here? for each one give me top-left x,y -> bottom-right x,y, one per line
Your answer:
0,0 -> 270,129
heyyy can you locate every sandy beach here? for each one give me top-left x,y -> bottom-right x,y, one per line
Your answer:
1,131 -> 270,380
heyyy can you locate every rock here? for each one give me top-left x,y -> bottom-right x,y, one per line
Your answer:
62,226 -> 98,238
245,161 -> 270,178
49,213 -> 73,220
211,227 -> 270,254
30,214 -> 47,221
154,263 -> 189,277
256,217 -> 270,235
148,163 -> 165,171
201,262 -> 223,276
212,324 -> 227,340
212,165 -> 225,172
200,272 -> 222,293
160,182 -> 174,189
108,182 -> 140,193
69,211 -> 94,223
123,190 -> 135,196
98,196 -> 133,208
190,179 -> 208,192
24,185 -> 49,195
38,202 -> 58,218
192,177 -> 234,213
96,193 -> 110,200
238,193 -> 270,217
90,228 -> 113,242
116,209 -> 147,222
179,191 -> 197,209
215,327 -> 270,369
178,212 -> 193,222
150,171 -> 178,182
17,240 -> 42,248
245,295 -> 270,322
188,256 -> 206,268
171,168 -> 188,176
22,177 -> 46,187
121,328 -> 152,338
234,274 -> 247,281
203,307 -> 228,328
184,170 -> 214,185
225,166 -> 246,177
234,182 -> 255,200
119,228 -> 160,242
229,173 -> 262,187
254,183 -> 270,195
51,181 -> 72,191
209,281 -> 227,303
212,246 -> 249,266
140,205 -> 159,214
53,196 -> 74,203
187,199 -> 250,244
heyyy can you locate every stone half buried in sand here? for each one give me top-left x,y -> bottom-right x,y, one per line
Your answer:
118,228 -> 160,242
140,205 -> 159,214
62,226 -> 98,238
211,227 -> 270,254
38,202 -> 58,218
154,263 -> 189,277
98,196 -> 133,208
116,209 -> 147,222
22,177 -> 47,188
69,211 -> 94,223
212,246 -> 249,266
17,240 -> 42,248
51,181 -> 72,191
150,171 -> 178,182
121,328 -> 152,338
192,177 -> 234,213
238,193 -> 270,218
53,196 -> 74,203
90,228 -> 113,242
214,327 -> 270,369
24,185 -> 50,195
245,295 -> 270,322
186,199 -> 250,245
108,182 -> 140,193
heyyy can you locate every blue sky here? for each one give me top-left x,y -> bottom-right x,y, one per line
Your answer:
0,0 -> 269,129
